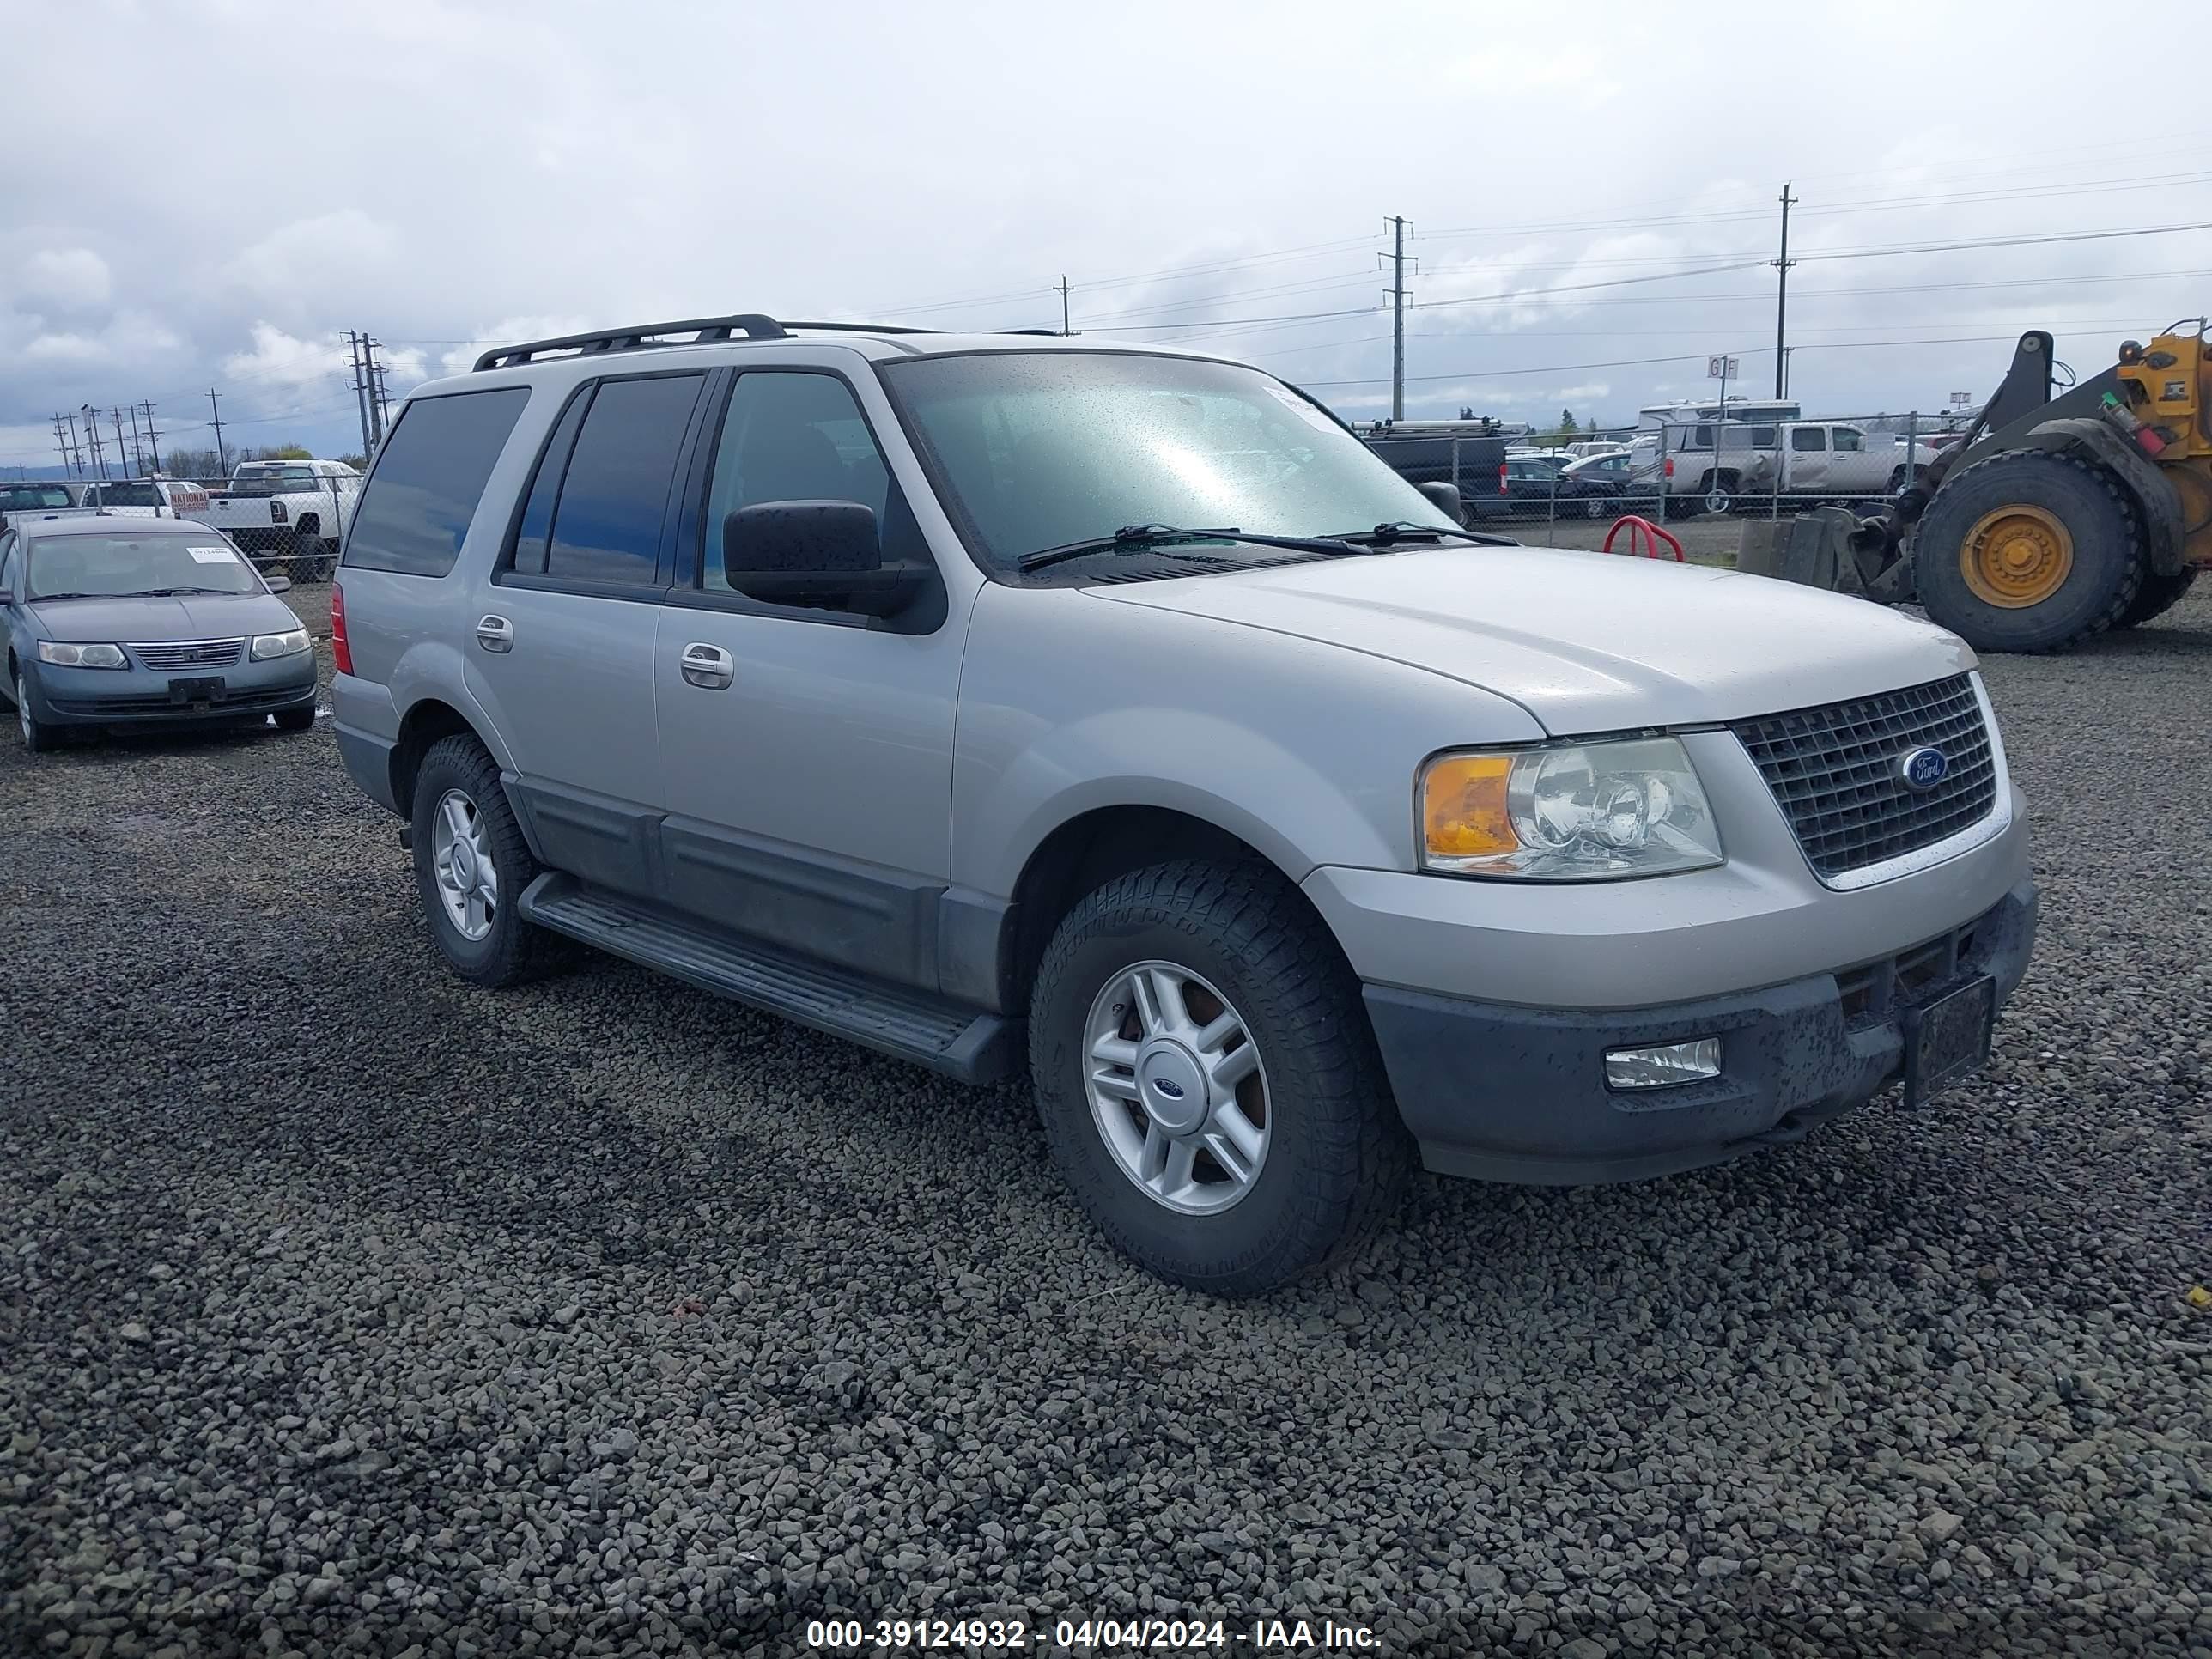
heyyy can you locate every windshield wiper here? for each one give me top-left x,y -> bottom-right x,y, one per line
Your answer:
1016,523 -> 1363,574
25,592 -> 103,602
1323,520 -> 1516,547
136,586 -> 235,597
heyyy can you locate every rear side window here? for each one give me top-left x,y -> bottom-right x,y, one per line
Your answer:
343,387 -> 530,577
544,374 -> 704,586
1791,427 -> 1826,452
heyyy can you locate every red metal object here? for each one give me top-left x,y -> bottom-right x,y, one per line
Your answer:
1601,516 -> 1685,562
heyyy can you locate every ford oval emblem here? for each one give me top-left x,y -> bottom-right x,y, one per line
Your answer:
1899,746 -> 1949,791
1152,1078 -> 1186,1100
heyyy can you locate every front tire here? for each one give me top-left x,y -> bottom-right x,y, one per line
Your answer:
275,703 -> 317,732
1029,860 -> 1412,1296
14,668 -> 56,752
410,735 -> 564,987
1912,450 -> 2142,653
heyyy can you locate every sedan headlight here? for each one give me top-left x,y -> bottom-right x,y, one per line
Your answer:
250,628 -> 311,660
36,641 -> 126,669
1420,736 -> 1723,879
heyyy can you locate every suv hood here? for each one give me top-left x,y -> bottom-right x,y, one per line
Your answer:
1091,544 -> 1974,733
28,591 -> 301,644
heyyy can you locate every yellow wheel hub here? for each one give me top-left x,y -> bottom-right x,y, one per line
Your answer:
1961,504 -> 2073,608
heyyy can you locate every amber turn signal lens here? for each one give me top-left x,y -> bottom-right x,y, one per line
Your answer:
1422,754 -> 1518,858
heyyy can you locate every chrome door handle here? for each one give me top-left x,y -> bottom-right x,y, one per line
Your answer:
679,641 -> 735,690
475,614 -> 514,653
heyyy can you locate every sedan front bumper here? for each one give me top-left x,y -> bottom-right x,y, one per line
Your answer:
20,653 -> 317,727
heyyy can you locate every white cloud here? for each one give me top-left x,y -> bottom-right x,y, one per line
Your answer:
20,310 -> 183,366
18,247 -> 112,310
222,210 -> 403,309
438,316 -> 598,380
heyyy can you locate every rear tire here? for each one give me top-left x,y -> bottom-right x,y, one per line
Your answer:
1912,450 -> 2142,653
2112,566 -> 2198,630
1028,859 -> 1412,1296
1700,471 -> 1738,515
410,734 -> 566,988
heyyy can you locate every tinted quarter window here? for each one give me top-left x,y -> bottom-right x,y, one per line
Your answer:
343,387 -> 529,577
509,386 -> 593,577
545,374 -> 704,585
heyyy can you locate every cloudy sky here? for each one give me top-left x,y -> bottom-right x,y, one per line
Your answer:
2,0 -> 2201,474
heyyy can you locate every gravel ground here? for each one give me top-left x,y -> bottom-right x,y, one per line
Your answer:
3,579 -> 2209,1659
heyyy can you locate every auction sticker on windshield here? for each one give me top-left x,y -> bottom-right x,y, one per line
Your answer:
1261,382 -> 1341,434
188,544 -> 239,564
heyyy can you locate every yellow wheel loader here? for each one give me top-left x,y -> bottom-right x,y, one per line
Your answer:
1748,325 -> 2211,651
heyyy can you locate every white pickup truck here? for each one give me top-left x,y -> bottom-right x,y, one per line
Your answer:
203,459 -> 360,576
1746,422 -> 1939,501
1650,422 -> 1942,514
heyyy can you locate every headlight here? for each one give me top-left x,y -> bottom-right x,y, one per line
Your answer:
250,628 -> 311,660
1420,736 -> 1723,879
36,641 -> 126,669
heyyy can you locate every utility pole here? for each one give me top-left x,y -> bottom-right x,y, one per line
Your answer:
208,388 -> 229,477
1054,276 -> 1073,337
1380,216 -> 1413,422
82,405 -> 107,479
346,331 -> 374,459
51,413 -> 76,477
127,404 -> 148,474
367,340 -> 391,443
1771,182 -> 1796,400
139,401 -> 161,472
110,407 -> 133,477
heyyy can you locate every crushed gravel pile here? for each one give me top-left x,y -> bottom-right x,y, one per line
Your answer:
3,586 -> 2208,1657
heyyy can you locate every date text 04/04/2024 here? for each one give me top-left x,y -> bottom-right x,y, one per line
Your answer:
803,1617 -> 1382,1650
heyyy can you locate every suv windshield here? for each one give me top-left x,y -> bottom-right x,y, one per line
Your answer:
27,532 -> 258,599
881,351 -> 1456,572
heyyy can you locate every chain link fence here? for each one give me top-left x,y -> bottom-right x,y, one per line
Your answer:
0,471 -> 358,586
1365,413 -> 1976,553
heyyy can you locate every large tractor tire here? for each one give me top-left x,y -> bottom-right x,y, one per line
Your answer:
2112,566 -> 2197,630
1912,450 -> 2142,653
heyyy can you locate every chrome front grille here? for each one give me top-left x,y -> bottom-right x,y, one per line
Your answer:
128,638 -> 245,671
1731,673 -> 1997,881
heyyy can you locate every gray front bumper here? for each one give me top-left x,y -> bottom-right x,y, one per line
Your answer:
1365,879 -> 2037,1185
22,653 -> 317,726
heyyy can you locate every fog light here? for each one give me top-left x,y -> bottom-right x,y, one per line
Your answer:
1605,1037 -> 1722,1090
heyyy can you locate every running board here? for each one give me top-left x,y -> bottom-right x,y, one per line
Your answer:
516,875 -> 1018,1084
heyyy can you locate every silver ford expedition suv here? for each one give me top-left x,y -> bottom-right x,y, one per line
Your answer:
329,314 -> 2036,1295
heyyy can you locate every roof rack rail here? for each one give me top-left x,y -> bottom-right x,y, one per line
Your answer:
473,314 -> 1077,373
472,314 -> 790,373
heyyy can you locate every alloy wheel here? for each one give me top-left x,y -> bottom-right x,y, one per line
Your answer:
1083,960 -> 1271,1215
430,787 -> 499,941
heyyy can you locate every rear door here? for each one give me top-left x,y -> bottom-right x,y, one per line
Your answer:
650,364 -> 961,989
1828,426 -> 1879,493
473,370 -> 713,897
1786,424 -> 1829,492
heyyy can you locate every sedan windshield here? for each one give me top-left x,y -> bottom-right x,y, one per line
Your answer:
880,351 -> 1458,573
27,533 -> 258,599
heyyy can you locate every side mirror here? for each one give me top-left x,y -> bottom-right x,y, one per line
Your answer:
264,574 -> 293,594
1417,480 -> 1468,527
720,501 -> 927,619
